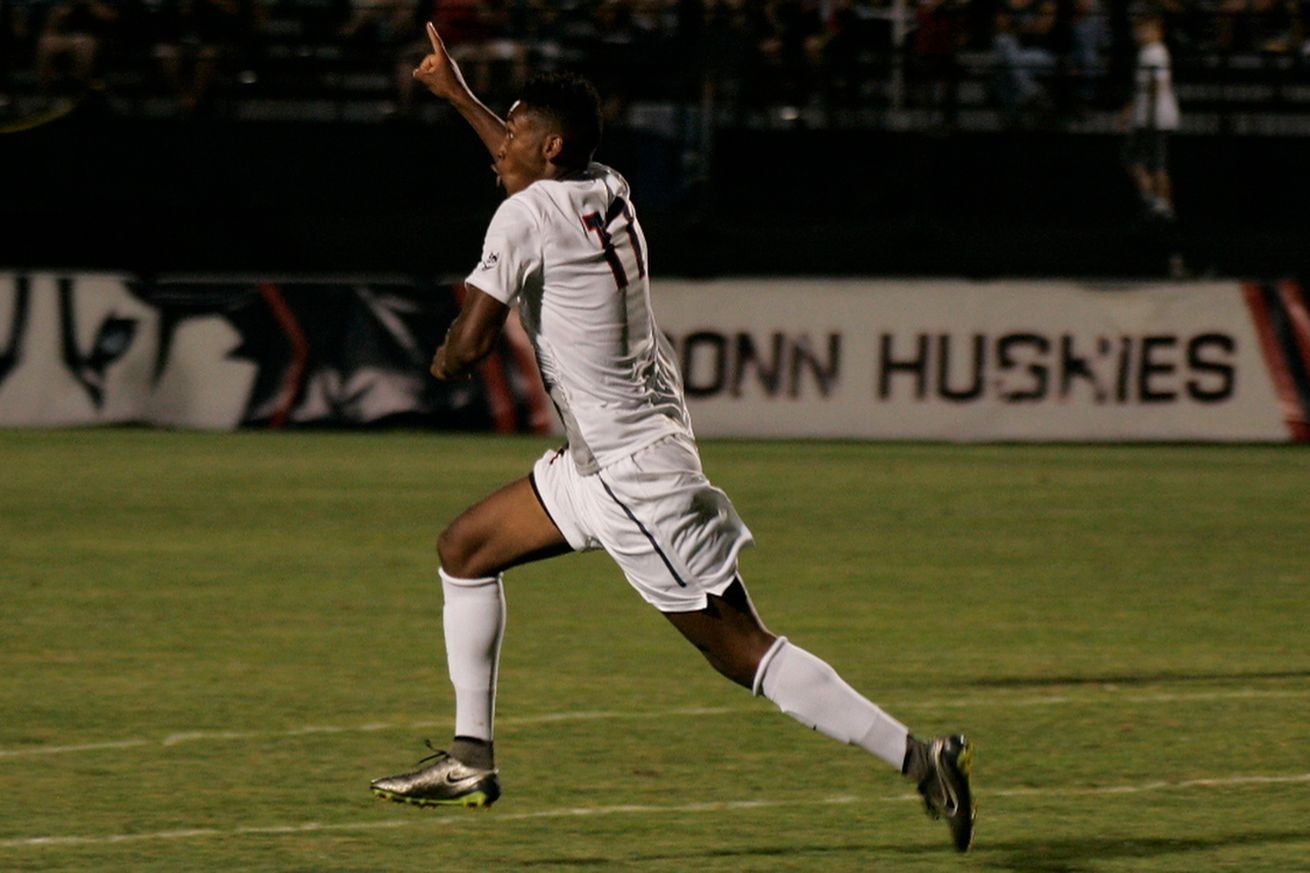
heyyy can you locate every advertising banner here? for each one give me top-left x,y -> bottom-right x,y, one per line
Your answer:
653,279 -> 1307,442
2,273 -> 1306,441
0,273 -> 550,433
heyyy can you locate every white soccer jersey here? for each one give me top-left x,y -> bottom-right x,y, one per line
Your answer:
1133,42 -> 1180,130
465,163 -> 692,474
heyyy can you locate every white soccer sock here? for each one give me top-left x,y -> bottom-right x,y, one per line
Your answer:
753,636 -> 909,770
440,568 -> 506,742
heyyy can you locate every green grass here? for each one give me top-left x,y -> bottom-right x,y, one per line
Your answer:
1,430 -> 1308,872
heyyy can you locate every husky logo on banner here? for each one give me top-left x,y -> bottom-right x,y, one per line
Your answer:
0,273 -> 552,433
0,274 -> 256,428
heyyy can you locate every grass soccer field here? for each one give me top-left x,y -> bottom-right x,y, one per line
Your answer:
1,430 -> 1308,872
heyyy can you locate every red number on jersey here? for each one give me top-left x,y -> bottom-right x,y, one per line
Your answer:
581,197 -> 646,290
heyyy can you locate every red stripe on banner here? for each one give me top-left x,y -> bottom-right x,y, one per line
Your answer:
1243,282 -> 1310,441
503,307 -> 552,434
257,282 -> 309,430
451,283 -> 517,433
1277,280 -> 1310,378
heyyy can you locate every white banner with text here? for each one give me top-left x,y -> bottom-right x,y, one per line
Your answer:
3,273 -> 1307,441
654,279 -> 1309,442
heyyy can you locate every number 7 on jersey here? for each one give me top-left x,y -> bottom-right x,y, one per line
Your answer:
581,196 -> 646,290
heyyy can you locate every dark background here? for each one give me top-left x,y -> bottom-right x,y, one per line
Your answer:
4,114 -> 1304,279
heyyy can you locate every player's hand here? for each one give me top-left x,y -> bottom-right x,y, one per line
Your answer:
430,344 -> 472,381
412,22 -> 471,103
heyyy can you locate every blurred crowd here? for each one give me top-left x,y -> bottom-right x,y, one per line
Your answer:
1,0 -> 1306,122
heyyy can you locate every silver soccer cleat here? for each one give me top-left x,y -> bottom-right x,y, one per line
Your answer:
370,743 -> 501,808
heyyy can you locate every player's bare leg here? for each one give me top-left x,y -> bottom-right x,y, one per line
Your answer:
437,475 -> 573,579
665,579 -> 976,851
371,475 -> 570,808
662,579 -> 776,688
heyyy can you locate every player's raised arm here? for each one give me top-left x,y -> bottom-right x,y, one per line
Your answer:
413,22 -> 506,159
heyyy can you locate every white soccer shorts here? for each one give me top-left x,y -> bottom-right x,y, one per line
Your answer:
530,434 -> 754,613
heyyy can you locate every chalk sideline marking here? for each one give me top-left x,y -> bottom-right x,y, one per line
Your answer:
2,687 -> 1308,759
0,707 -> 740,759
3,773 -> 1309,850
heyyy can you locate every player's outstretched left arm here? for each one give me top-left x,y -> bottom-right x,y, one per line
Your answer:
413,22 -> 506,160
430,284 -> 510,381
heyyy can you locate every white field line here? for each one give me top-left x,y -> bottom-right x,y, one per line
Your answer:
2,687 -> 1308,760
0,740 -> 152,757
935,688 -> 1310,708
3,774 -> 1309,850
0,707 -> 741,759
990,772 -> 1310,798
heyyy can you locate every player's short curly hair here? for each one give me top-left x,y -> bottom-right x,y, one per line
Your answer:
518,72 -> 603,170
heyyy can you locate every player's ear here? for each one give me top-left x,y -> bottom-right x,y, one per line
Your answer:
542,134 -> 565,164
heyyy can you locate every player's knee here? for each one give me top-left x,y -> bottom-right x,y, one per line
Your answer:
436,523 -> 477,577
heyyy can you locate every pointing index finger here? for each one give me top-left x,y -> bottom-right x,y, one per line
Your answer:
426,21 -> 443,54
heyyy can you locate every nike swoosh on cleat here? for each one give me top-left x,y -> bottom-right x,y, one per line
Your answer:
444,771 -> 482,787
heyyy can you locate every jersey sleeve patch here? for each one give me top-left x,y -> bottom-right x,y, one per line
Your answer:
466,197 -> 541,306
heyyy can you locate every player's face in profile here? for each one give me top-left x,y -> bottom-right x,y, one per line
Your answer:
494,103 -> 553,196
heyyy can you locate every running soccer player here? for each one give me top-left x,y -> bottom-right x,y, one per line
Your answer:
370,22 -> 976,852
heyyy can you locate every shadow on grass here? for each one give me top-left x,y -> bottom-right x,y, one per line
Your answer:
978,830 -> 1310,872
971,668 -> 1310,689
504,829 -> 1310,870
510,841 -> 890,867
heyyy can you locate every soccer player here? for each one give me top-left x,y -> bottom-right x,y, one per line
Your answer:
370,22 -> 976,852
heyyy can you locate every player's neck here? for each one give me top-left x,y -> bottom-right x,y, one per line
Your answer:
549,163 -> 590,183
